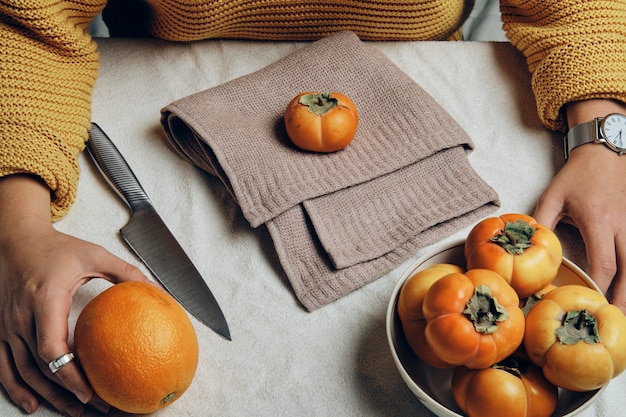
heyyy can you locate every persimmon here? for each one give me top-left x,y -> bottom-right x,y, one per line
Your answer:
452,353 -> 558,417
524,284 -> 626,391
397,263 -> 464,368
284,91 -> 358,152
464,213 -> 562,298
422,269 -> 525,369
74,282 -> 199,414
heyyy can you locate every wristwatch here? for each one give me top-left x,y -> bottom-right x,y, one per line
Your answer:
564,113 -> 626,159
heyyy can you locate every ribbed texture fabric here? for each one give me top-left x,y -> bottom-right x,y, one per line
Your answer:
163,31 -> 475,228
303,147 -> 493,269
501,0 -> 626,131
161,31 -> 500,309
0,1 -> 102,219
103,0 -> 472,41
268,184 -> 494,310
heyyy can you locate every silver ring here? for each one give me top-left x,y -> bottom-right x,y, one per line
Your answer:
48,353 -> 75,374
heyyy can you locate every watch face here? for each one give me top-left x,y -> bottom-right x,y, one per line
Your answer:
601,113 -> 626,151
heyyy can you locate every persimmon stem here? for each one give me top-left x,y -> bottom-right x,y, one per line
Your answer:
555,310 -> 601,345
493,357 -> 524,377
463,285 -> 509,334
491,219 -> 535,255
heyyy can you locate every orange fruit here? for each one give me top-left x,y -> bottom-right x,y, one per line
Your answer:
74,282 -> 199,414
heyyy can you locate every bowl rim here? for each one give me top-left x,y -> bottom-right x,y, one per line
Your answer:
386,238 -> 607,417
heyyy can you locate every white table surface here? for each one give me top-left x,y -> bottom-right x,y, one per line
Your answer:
2,37 -> 623,416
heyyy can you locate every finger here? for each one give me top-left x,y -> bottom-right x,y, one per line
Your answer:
88,392 -> 111,415
10,336 -> 85,416
609,274 -> 626,314
609,233 -> 626,314
0,341 -> 39,414
579,220 -> 617,294
533,191 -> 564,230
89,245 -> 150,284
32,288 -> 93,405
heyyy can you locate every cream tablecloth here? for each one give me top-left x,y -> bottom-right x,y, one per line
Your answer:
1,37 -> 623,416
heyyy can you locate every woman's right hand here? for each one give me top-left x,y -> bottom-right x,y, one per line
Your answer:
0,175 -> 149,416
534,99 -> 626,315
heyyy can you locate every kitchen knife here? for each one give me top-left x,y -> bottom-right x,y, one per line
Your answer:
86,123 -> 231,341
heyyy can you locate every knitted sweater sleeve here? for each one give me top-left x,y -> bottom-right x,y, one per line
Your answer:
0,1 -> 104,220
501,0 -> 626,132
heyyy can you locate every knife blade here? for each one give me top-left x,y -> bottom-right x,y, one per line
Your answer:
86,123 -> 231,341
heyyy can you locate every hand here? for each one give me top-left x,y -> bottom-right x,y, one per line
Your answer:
534,100 -> 626,314
0,175 -> 149,415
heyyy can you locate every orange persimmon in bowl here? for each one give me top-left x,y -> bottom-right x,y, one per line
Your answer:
387,239 -> 606,417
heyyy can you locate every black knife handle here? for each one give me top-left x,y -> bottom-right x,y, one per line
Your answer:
87,123 -> 152,212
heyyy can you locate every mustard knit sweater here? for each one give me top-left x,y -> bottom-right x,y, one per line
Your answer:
1,0 -> 626,220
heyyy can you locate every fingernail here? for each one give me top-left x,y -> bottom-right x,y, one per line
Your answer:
76,390 -> 91,404
64,404 -> 83,417
22,402 -> 34,414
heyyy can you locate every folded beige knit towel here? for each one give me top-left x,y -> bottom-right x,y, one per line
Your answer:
160,31 -> 499,310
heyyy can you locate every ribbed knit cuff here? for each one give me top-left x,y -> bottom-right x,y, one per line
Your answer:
532,37 -> 626,132
0,134 -> 79,221
501,1 -> 626,132
0,11 -> 99,220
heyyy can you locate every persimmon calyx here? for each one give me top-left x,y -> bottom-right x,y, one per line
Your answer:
521,293 -> 542,317
463,284 -> 509,334
491,219 -> 535,255
299,92 -> 339,115
555,309 -> 601,345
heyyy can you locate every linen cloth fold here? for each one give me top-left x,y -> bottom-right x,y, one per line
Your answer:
160,31 -> 499,310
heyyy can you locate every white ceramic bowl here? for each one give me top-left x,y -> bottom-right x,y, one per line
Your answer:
386,239 -> 606,417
